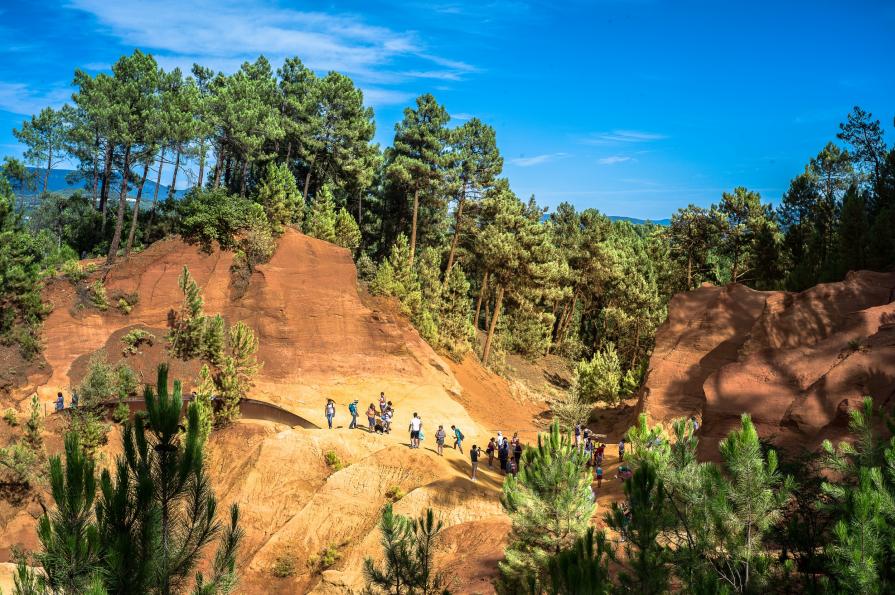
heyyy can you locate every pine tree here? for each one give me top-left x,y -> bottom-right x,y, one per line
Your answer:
35,433 -> 102,594
668,204 -> 720,290
168,266 -> 206,360
370,234 -> 423,317
12,107 -> 68,194
573,344 -> 622,405
543,528 -> 612,595
217,321 -> 260,423
191,364 -> 216,444
385,94 -> 451,265
836,185 -> 869,274
364,504 -> 451,594
438,264 -> 474,357
333,207 -> 361,251
304,184 -> 337,243
255,161 -> 300,232
499,422 -> 595,590
606,460 -> 671,594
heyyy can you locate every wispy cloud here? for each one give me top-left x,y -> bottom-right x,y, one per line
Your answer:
65,0 -> 476,89
361,87 -> 416,107
508,152 -> 568,167
0,82 -> 71,115
582,129 -> 668,144
451,112 -> 474,121
598,155 -> 632,165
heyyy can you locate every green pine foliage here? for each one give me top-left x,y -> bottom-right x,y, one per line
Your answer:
573,343 -> 623,405
255,161 -> 301,232
363,504 -> 451,594
304,184 -> 337,243
498,422 -> 595,591
333,207 -> 362,251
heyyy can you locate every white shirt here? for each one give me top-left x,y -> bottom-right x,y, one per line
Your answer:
410,417 -> 422,431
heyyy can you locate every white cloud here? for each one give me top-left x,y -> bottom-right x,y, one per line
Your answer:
451,112 -> 474,121
0,82 -> 71,116
65,0 -> 475,87
508,152 -> 568,167
598,155 -> 632,165
583,129 -> 668,144
361,87 -> 416,107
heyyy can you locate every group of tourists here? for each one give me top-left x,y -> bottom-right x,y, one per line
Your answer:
53,391 -> 78,411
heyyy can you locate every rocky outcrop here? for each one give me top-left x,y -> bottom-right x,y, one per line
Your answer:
639,271 -> 895,456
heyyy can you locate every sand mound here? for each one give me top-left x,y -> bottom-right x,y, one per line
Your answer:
640,271 -> 895,456
0,230 -> 556,593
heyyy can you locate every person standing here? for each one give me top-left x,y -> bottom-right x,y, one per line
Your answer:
470,444 -> 481,481
691,415 -> 700,432
513,439 -> 523,470
379,393 -> 387,415
451,425 -> 464,453
54,391 -> 64,412
618,438 -> 626,462
366,403 -> 377,431
595,465 -> 603,489
574,423 -> 582,447
325,399 -> 336,429
435,425 -> 446,455
486,438 -> 496,468
498,439 -> 509,472
348,400 -> 359,429
409,412 -> 422,448
382,408 -> 392,433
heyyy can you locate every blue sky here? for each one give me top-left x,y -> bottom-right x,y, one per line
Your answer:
1,0 -> 893,219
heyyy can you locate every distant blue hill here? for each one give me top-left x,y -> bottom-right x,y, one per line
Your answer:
608,215 -> 671,226
17,167 -> 187,200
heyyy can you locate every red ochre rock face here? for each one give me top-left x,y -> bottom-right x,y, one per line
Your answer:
638,270 -> 895,458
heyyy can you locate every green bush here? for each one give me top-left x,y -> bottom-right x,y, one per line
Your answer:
574,343 -> 623,405
271,553 -> 297,578
356,252 -> 376,282
175,187 -> 269,252
384,485 -> 405,502
307,545 -> 341,573
112,401 -> 130,424
324,450 -> 344,471
334,208 -> 361,251
115,292 -> 138,315
88,280 -> 109,311
3,408 -> 18,426
121,329 -> 155,356
75,350 -> 139,407
61,259 -> 88,283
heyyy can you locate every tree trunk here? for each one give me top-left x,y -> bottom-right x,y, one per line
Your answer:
444,193 -> 465,281
99,143 -> 113,219
167,148 -> 181,200
91,147 -> 99,207
107,145 -> 132,265
409,188 -> 420,266
302,159 -> 314,202
212,144 -> 223,189
125,159 -> 151,257
240,159 -> 249,197
224,157 -> 232,189
687,254 -> 693,289
196,140 -> 207,190
473,271 -> 489,330
482,286 -> 505,365
43,147 -> 52,193
147,148 -> 165,234
556,291 -> 578,345
286,141 -> 292,163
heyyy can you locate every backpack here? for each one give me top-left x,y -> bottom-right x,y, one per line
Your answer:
457,430 -> 464,440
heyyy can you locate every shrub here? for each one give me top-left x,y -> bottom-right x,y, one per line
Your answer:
115,292 -> 139,315
271,553 -> 297,578
112,401 -> 130,424
304,185 -> 337,243
574,343 -> 623,405
384,485 -> 405,502
334,208 -> 361,251
324,450 -> 344,471
307,545 -> 341,573
88,280 -> 109,311
121,329 -> 155,356
356,252 -> 376,282
76,350 -> 139,407
0,396 -> 45,487
3,407 -> 18,426
551,391 -> 593,432
176,187 -> 267,251
61,259 -> 87,283
67,409 -> 109,456
847,337 -> 863,351
255,162 -> 301,233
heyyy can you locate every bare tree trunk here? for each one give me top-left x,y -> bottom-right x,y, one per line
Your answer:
286,141 -> 292,163
91,146 -> 99,207
125,159 -> 151,257
107,145 -> 132,265
473,271 -> 489,330
99,143 -> 113,220
196,140 -> 207,190
687,254 -> 693,289
146,148 -> 165,234
482,286 -> 504,365
167,148 -> 181,200
444,192 -> 465,281
302,157 -> 315,202
409,188 -> 420,266
212,144 -> 223,189
240,159 -> 249,197
43,147 -> 52,193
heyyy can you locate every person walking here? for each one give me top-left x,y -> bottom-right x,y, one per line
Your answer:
618,438 -> 626,462
325,399 -> 336,429
486,438 -> 496,468
54,391 -> 64,412
435,425 -> 446,455
366,403 -> 377,431
451,425 -> 464,453
348,399 -> 359,429
595,465 -> 603,489
409,412 -> 422,448
470,445 -> 481,481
